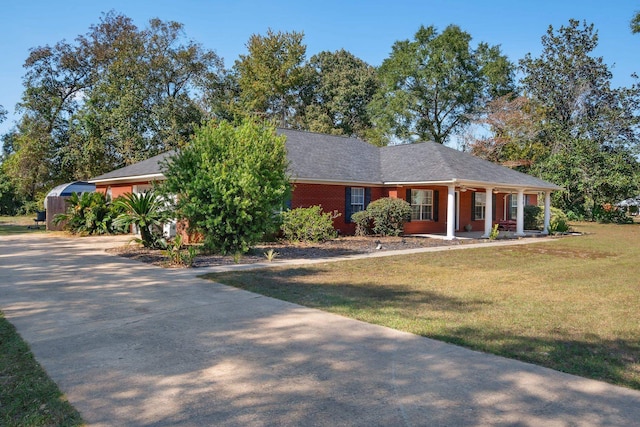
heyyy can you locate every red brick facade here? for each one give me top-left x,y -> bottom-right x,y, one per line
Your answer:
96,180 -> 538,236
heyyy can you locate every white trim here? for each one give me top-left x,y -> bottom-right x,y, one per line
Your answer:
88,173 -> 165,185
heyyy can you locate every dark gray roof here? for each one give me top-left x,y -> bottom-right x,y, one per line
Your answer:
89,151 -> 175,182
281,129 -> 381,183
90,129 -> 560,190
380,141 -> 561,189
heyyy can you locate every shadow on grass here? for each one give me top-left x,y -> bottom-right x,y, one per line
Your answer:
431,327 -> 640,390
207,267 -> 640,391
205,266 -> 491,315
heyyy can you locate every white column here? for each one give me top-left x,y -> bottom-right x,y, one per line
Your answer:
446,184 -> 455,240
482,187 -> 493,238
516,189 -> 525,236
543,192 -> 551,235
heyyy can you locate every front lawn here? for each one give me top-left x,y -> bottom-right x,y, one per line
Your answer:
0,216 -> 45,236
204,222 -> 640,390
0,312 -> 83,426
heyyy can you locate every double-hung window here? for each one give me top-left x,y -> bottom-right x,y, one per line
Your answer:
410,189 -> 433,221
351,187 -> 365,214
474,192 -> 486,220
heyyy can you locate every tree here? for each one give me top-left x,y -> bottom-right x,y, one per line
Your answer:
369,25 -> 514,145
520,19 -> 640,151
534,137 -> 639,217
234,29 -> 307,127
518,20 -> 640,216
297,49 -> 378,138
160,119 -> 289,254
468,95 -> 547,171
0,105 -> 6,124
6,12 -> 225,201
631,11 -> 640,34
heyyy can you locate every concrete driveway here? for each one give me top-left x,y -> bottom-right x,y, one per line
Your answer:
1,233 -> 640,426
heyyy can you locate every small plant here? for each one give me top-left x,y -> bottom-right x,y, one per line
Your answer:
233,252 -> 243,264
161,234 -> 199,267
489,223 -> 500,240
548,217 -> 570,234
280,205 -> 340,243
264,248 -> 279,262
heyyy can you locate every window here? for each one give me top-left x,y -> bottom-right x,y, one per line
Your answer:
351,187 -> 365,214
411,189 -> 433,221
474,192 -> 486,220
509,194 -> 518,220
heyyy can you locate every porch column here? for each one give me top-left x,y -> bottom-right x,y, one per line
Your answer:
482,187 -> 494,238
543,191 -> 551,235
516,189 -> 525,236
446,184 -> 455,240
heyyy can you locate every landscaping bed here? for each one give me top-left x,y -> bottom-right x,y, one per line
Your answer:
109,235 -> 484,268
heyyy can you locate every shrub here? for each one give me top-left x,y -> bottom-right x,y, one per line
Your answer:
354,197 -> 411,236
549,217 -> 570,234
281,205 -> 339,243
593,203 -> 633,224
53,192 -> 126,235
160,119 -> 289,254
524,205 -> 542,230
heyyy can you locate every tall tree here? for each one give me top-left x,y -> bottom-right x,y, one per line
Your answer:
6,12 -> 225,201
468,95 -> 547,171
297,49 -> 378,138
517,19 -> 640,216
234,29 -> 307,127
0,105 -> 6,124
369,25 -> 514,145
520,19 -> 640,152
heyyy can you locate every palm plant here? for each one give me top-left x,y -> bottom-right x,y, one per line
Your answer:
113,191 -> 167,248
53,192 -> 125,235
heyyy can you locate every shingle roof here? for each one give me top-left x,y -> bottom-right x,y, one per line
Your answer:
379,141 -> 561,189
89,151 -> 175,182
90,129 -> 561,191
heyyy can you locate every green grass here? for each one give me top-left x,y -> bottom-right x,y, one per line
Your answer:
0,216 -> 46,236
204,222 -> 640,390
0,312 -> 83,426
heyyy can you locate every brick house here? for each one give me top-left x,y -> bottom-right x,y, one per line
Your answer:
89,129 -> 561,239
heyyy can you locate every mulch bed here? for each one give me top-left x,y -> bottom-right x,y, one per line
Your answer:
107,235 -> 484,268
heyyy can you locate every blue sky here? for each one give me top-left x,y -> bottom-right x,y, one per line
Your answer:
1,0 -> 639,137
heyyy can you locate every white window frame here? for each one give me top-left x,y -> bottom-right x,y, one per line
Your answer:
351,187 -> 365,214
474,192 -> 486,220
411,189 -> 433,221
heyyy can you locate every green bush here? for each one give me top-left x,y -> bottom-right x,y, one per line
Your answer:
53,192 -> 126,235
160,119 -> 290,255
593,204 -> 634,224
524,205 -> 542,230
280,205 -> 339,242
353,197 -> 411,236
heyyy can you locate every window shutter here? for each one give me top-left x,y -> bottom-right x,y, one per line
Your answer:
345,187 -> 352,223
405,189 -> 412,222
492,193 -> 496,220
471,192 -> 476,221
433,190 -> 439,221
365,188 -> 371,209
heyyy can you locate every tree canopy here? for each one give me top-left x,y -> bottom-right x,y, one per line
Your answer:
234,29 -> 307,127
469,19 -> 640,218
369,25 -> 514,145
297,49 -> 378,138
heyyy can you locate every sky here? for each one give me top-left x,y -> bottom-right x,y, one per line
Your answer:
1,0 -> 639,138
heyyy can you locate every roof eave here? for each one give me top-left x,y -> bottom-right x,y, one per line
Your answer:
88,173 -> 166,185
